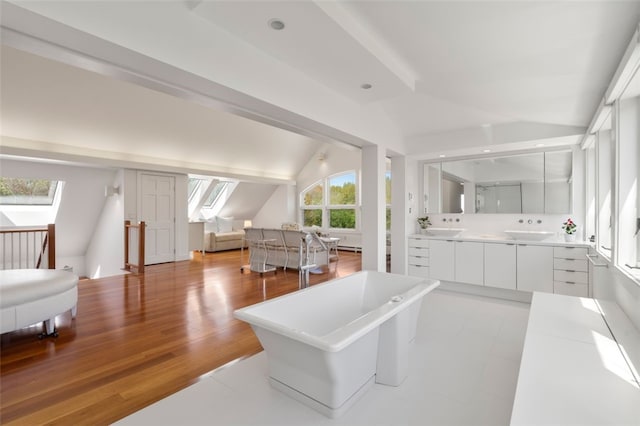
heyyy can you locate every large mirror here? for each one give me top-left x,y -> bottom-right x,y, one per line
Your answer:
423,150 -> 572,214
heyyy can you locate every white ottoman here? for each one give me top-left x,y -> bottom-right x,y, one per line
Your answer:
1,269 -> 78,337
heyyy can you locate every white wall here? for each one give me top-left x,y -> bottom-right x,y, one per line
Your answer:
420,213 -> 587,242
85,169 -> 125,278
252,184 -> 293,228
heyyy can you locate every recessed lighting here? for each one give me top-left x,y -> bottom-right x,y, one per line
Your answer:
483,149 -> 491,153
268,19 -> 285,30
536,143 -> 545,147
361,83 -> 372,90
439,154 -> 446,158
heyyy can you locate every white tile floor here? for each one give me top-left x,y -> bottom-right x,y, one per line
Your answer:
116,290 -> 530,426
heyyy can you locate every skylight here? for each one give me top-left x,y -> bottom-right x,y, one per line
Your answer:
0,178 -> 59,205
203,182 -> 229,208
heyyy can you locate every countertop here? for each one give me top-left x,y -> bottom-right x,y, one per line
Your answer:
409,233 -> 592,248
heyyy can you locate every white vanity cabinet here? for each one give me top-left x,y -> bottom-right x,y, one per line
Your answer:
454,241 -> 484,286
553,246 -> 589,297
407,236 -> 430,278
407,235 -> 589,298
428,239 -> 455,281
516,244 -> 554,293
484,242 -> 517,289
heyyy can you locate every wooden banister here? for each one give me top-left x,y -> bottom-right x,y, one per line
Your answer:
0,224 -> 55,269
124,220 -> 146,274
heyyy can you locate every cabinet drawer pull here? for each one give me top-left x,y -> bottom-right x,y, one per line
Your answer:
565,281 -> 575,285
566,270 -> 576,273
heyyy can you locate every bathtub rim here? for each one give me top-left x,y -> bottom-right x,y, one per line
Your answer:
234,271 -> 440,353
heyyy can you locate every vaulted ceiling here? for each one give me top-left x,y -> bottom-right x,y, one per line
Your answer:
1,0 -> 639,178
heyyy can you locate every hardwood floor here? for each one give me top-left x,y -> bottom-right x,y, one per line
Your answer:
0,250 -> 362,425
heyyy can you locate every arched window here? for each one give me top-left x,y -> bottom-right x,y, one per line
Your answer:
300,171 -> 358,230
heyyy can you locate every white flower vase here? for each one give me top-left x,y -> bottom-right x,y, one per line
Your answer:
564,233 -> 576,242
420,228 -> 429,235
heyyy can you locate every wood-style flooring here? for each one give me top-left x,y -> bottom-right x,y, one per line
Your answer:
0,249 -> 362,425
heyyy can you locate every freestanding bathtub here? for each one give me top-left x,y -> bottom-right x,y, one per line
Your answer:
234,271 -> 439,418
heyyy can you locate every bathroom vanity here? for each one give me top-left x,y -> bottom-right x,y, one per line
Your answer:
408,234 -> 592,299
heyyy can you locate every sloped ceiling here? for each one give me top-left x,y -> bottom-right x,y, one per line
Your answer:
0,45 -> 324,183
1,0 -> 640,166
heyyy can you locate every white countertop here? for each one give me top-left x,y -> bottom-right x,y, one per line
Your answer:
409,233 -> 592,248
510,292 -> 640,426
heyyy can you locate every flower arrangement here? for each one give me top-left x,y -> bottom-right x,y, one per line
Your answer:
417,216 -> 432,229
561,218 -> 577,235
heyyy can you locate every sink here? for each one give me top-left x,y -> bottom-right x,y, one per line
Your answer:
425,227 -> 465,237
504,230 -> 554,241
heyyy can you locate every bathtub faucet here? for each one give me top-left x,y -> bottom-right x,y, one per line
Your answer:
299,233 -> 316,289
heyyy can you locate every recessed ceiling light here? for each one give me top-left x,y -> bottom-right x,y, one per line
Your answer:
483,149 -> 491,153
268,19 -> 285,30
361,83 -> 372,90
536,143 -> 545,147
439,154 -> 446,158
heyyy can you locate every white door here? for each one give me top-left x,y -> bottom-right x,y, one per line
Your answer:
140,173 -> 175,265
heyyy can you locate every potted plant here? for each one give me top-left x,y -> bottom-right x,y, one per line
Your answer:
561,218 -> 577,242
417,216 -> 431,234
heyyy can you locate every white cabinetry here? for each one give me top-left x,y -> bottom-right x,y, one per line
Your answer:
485,242 -> 517,289
553,246 -> 589,297
407,236 -> 429,278
429,240 -> 455,281
454,241 -> 484,286
516,244 -> 553,293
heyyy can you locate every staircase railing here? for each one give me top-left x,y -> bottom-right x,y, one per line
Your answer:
0,224 -> 55,270
124,220 -> 145,274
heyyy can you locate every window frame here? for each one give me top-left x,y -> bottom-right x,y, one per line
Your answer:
300,170 -> 359,230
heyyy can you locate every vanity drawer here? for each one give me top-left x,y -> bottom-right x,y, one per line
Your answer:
409,255 -> 429,267
554,270 -> 588,284
553,246 -> 588,260
554,281 -> 589,297
408,247 -> 429,257
553,258 -> 588,272
408,264 -> 429,278
408,238 -> 429,248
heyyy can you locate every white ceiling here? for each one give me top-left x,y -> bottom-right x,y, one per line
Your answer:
1,0 -> 639,176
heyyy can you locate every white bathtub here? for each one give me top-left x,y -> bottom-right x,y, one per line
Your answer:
234,271 -> 439,418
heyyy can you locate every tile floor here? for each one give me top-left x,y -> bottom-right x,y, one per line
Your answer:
116,289 -> 530,426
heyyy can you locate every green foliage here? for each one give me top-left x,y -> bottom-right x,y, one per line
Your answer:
0,178 -> 51,197
386,207 -> 391,230
385,174 -> 392,204
303,209 -> 322,227
329,209 -> 355,229
303,184 -> 323,206
329,182 -> 356,205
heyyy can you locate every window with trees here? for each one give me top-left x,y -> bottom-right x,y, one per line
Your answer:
300,171 -> 358,229
0,178 -> 59,205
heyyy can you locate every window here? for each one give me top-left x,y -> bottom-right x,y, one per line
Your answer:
386,171 -> 391,230
615,72 -> 640,279
203,182 -> 228,208
301,182 -> 323,227
300,171 -> 358,230
187,177 -> 205,202
597,128 -> 613,258
328,172 -> 356,230
0,178 -> 59,205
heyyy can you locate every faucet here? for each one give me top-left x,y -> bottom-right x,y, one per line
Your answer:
299,233 -> 316,289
